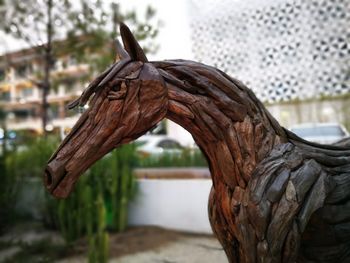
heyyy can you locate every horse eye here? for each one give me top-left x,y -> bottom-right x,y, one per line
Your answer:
112,84 -> 121,92
108,79 -> 123,92
107,81 -> 127,101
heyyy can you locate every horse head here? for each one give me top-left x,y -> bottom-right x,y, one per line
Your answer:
45,23 -> 168,198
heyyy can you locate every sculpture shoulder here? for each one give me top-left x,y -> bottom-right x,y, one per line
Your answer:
249,142 -> 335,210
210,142 -> 350,262
243,142 -> 344,261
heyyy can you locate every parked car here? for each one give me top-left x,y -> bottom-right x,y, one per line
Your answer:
289,122 -> 349,144
135,135 -> 184,157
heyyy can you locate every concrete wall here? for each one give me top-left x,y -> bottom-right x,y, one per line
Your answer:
128,179 -> 213,234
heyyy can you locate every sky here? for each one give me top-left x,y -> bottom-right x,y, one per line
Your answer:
0,0 -> 195,61
123,0 -> 194,61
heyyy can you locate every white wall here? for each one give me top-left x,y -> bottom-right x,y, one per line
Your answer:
128,179 -> 213,234
167,120 -> 195,147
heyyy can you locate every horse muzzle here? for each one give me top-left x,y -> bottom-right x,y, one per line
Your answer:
44,159 -> 71,198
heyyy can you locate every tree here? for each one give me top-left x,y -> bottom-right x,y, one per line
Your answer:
1,0 -> 160,135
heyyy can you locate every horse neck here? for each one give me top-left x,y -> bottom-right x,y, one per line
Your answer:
157,61 -> 287,188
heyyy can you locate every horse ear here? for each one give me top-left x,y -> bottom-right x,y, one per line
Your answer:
115,39 -> 130,61
119,22 -> 148,62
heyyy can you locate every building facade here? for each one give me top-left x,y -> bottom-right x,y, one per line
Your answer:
0,47 -> 88,132
189,0 -> 350,103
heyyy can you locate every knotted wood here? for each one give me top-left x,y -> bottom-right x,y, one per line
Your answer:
46,24 -> 350,263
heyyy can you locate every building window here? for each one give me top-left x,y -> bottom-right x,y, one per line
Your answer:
21,88 -> 33,98
48,104 -> 59,119
15,64 -> 33,78
16,65 -> 27,78
13,109 -> 31,119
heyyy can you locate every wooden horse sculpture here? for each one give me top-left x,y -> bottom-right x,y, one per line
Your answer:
45,23 -> 350,263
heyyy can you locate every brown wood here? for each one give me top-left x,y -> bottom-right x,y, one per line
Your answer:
45,24 -> 350,262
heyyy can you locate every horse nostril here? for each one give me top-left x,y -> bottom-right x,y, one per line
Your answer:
45,169 -> 53,187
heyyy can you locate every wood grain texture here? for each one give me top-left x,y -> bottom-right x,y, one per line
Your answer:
46,24 -> 350,263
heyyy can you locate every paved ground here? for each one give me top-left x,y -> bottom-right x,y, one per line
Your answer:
110,236 -> 227,263
58,236 -> 227,263
0,222 -> 227,263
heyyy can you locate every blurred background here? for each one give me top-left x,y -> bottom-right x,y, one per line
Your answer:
0,0 -> 349,262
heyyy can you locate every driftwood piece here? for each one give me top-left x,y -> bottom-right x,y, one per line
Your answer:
45,23 -> 350,263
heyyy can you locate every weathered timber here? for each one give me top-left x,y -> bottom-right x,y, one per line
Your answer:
45,23 -> 350,263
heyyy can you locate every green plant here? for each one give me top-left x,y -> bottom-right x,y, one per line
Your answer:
6,136 -> 59,178
0,150 -> 18,232
55,179 -> 91,243
0,111 -> 19,232
45,144 -> 137,261
5,135 -> 136,262
87,194 -> 109,263
97,144 -> 137,231
138,148 -> 208,168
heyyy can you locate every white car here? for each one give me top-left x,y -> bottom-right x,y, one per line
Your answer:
135,135 -> 184,157
289,123 -> 349,144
